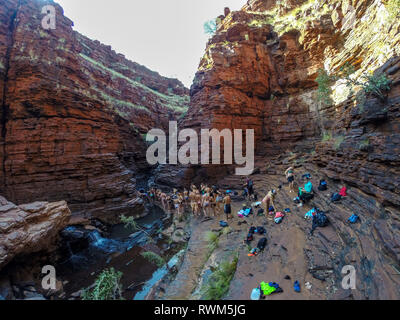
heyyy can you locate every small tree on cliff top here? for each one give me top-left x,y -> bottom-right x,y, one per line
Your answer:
316,63 -> 391,106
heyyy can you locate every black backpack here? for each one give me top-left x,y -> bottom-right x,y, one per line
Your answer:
331,193 -> 342,202
257,238 -> 267,251
256,226 -> 266,235
246,233 -> 254,243
311,211 -> 329,234
249,227 -> 256,234
318,180 -> 327,191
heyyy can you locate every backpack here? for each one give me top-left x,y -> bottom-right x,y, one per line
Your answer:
219,221 -> 228,228
257,238 -> 267,250
256,226 -> 266,235
318,180 -> 327,191
246,233 -> 254,242
274,217 -> 283,224
348,214 -> 359,224
257,208 -> 265,215
331,193 -> 342,202
249,227 -> 256,234
311,211 -> 329,234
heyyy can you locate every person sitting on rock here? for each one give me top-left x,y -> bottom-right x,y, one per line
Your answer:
285,166 -> 295,193
298,178 -> 314,205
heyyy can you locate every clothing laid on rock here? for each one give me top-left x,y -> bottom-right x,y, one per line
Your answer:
339,187 -> 347,197
260,282 -> 283,296
331,193 -> 342,202
238,207 -> 252,217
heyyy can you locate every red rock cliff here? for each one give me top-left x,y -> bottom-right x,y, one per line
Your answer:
0,0 -> 189,223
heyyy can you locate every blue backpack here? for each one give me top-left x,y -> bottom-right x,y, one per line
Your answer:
318,180 -> 327,191
220,221 -> 229,228
348,214 -> 359,224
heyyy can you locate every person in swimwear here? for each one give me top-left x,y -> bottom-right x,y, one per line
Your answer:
262,189 -> 277,215
223,193 -> 233,220
285,167 -> 295,193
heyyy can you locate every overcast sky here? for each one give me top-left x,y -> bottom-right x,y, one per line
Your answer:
57,0 -> 245,87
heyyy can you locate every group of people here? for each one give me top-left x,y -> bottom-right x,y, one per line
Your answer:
144,184 -> 234,220
141,166 -> 319,223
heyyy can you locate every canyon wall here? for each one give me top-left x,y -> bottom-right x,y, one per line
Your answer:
0,0 -> 189,223
173,0 -> 400,194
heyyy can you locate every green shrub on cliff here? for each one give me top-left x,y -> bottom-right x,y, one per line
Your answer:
316,68 -> 334,105
205,231 -> 220,251
202,254 -> 239,300
82,268 -> 123,300
316,63 -> 391,105
141,251 -> 166,268
387,0 -> 400,21
120,215 -> 153,242
120,214 -> 137,230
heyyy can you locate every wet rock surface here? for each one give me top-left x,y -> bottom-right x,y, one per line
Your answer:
165,161 -> 400,300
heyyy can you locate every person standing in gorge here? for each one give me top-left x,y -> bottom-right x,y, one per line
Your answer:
202,191 -> 211,217
215,190 -> 223,215
223,192 -> 233,220
194,190 -> 202,217
189,189 -> 196,215
183,188 -> 189,205
244,177 -> 255,201
210,193 -> 217,217
160,192 -> 167,211
285,166 -> 295,193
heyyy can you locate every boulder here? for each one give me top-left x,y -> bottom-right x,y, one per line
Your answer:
0,196 -> 71,270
